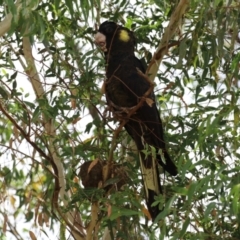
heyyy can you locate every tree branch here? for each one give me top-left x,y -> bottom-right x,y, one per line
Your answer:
0,0 -> 22,37
86,202 -> 99,240
22,35 -> 86,239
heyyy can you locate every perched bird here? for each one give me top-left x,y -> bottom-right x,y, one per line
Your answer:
95,21 -> 177,220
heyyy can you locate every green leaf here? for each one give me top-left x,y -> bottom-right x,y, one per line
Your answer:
32,106 -> 40,122
65,0 -> 74,16
178,217 -> 190,238
0,87 -> 8,99
108,206 -> 139,220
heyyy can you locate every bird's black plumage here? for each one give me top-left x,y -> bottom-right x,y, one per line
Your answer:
95,21 -> 177,220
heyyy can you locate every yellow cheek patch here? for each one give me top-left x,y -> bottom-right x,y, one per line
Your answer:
119,29 -> 130,42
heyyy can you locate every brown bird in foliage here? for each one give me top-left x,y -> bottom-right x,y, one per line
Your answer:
95,21 -> 178,220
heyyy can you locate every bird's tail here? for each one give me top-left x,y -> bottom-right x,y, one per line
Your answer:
139,152 -> 162,220
157,149 -> 178,176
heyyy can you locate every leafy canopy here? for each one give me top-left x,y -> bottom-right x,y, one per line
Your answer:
0,0 -> 239,239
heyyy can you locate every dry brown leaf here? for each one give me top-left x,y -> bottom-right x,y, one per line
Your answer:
24,190 -> 32,201
117,217 -> 121,230
38,212 -> 43,227
29,231 -> 37,240
142,206 -> 152,220
9,138 -> 13,149
102,164 -> 110,182
44,212 -> 50,227
3,214 -> 7,233
9,195 -> 16,207
101,82 -> 106,94
88,158 -> 99,173
70,88 -> 78,109
34,203 -> 40,226
107,204 -> 112,217
211,209 -> 217,217
72,187 -> 77,193
215,146 -> 221,157
13,125 -> 19,140
71,99 -> 76,109
73,176 -> 79,183
145,98 -> 154,107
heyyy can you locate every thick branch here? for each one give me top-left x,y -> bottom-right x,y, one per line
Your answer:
86,202 -> 99,240
0,0 -> 22,37
146,0 -> 190,81
0,14 -> 12,36
22,36 -> 86,239
22,37 -> 45,99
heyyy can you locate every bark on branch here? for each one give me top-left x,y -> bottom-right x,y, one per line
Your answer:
22,34 -> 86,239
0,0 -> 22,37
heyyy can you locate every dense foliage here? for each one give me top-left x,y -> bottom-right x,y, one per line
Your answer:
0,0 -> 239,239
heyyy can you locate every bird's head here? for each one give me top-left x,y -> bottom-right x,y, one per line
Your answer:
94,21 -> 135,55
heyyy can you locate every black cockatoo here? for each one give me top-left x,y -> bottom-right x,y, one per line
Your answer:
95,21 -> 177,220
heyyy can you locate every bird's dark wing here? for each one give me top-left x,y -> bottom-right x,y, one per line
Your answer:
105,55 -> 149,106
106,55 -> 177,175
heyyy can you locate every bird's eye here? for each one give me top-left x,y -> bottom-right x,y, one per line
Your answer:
105,26 -> 114,34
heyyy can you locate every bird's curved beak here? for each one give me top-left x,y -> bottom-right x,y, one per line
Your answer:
94,32 -> 107,52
